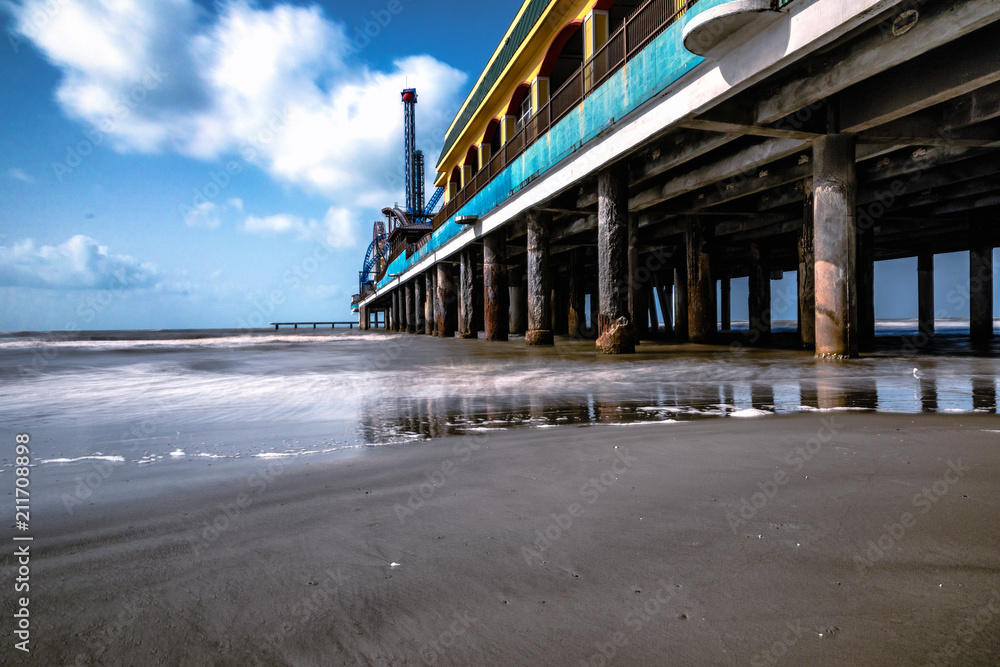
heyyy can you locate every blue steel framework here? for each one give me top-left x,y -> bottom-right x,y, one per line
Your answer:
357,88 -> 445,299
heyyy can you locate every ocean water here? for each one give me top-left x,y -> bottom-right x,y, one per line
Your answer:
1,322 -> 997,472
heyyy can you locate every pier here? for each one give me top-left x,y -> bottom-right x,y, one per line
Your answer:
270,321 -> 360,330
354,0 -> 1000,358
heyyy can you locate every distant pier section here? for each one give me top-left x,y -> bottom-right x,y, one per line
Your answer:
353,0 -> 1000,357
270,321 -> 360,330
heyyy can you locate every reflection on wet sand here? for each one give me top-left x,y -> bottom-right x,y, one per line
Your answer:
920,377 -> 938,413
972,376 -> 996,411
361,371 -> 998,442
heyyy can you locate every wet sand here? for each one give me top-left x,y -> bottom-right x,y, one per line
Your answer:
13,412 -> 1000,665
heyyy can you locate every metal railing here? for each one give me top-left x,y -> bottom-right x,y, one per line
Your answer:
425,0 -> 700,238
378,0 -> 797,284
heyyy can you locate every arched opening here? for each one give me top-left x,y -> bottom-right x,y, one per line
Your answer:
539,20 -> 584,96
484,117 -> 502,159
448,165 -> 462,200
507,82 -> 532,134
465,146 -> 479,174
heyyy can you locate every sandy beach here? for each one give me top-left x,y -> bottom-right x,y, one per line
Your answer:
11,411 -> 1000,665
4,0 -> 1000,664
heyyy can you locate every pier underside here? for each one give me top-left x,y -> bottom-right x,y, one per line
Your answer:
363,0 -> 999,356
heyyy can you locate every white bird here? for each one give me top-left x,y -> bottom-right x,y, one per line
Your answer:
913,368 -> 922,378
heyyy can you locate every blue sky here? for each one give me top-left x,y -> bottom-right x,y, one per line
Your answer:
0,0 -> 522,331
0,0 -> 996,331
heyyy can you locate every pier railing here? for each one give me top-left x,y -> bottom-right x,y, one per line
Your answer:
427,0 -> 701,235
377,0 -> 798,283
269,321 -> 358,330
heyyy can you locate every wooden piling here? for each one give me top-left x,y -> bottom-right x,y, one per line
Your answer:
674,263 -> 688,341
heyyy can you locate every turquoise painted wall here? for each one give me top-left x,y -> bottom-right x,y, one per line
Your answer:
377,0 -> 743,290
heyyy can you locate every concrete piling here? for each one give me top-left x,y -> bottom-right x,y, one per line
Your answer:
686,218 -> 714,343
749,242 -> 770,341
436,263 -> 456,338
526,210 -> 554,346
414,276 -> 426,334
720,277 -> 730,332
970,223 -> 994,342
674,264 -> 688,341
425,271 -> 436,336
391,289 -> 401,332
459,247 -> 476,339
483,231 -> 509,341
813,134 -> 858,358
596,164 -> 635,353
917,252 -> 934,337
405,282 -> 416,334
798,178 -> 816,348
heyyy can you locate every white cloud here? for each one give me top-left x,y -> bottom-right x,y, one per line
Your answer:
0,235 -> 160,290
241,206 -> 356,249
183,201 -> 222,228
182,198 -> 245,228
6,168 -> 34,183
9,0 -> 467,232
242,213 -> 299,235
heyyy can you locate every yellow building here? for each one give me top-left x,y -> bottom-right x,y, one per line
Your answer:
435,0 -> 640,201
